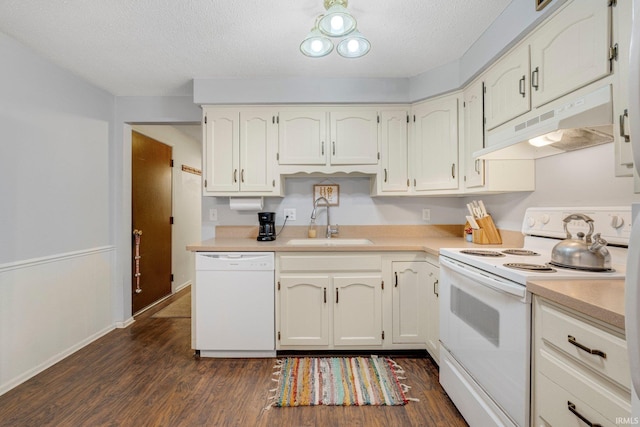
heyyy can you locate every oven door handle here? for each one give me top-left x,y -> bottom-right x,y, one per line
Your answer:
440,257 -> 527,299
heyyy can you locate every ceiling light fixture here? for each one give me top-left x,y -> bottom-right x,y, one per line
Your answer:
300,0 -> 370,59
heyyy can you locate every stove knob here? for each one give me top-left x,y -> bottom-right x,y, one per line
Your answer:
541,214 -> 551,224
527,217 -> 536,227
611,215 -> 625,229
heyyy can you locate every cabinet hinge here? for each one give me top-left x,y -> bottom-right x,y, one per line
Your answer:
170,273 -> 174,282
204,115 -> 207,124
278,331 -> 281,341
377,152 -> 380,160
381,280 -> 384,290
483,86 -> 487,94
170,159 -> 174,167
610,44 -> 619,62
277,281 -> 280,290
413,114 -> 416,122
272,179 -> 275,187
276,152 -> 280,161
277,115 -> 280,124
381,331 -> 385,340
463,101 -> 466,108
609,0 -> 617,6
170,216 -> 174,225
204,179 -> 207,188
406,114 -> 409,123
377,115 -> 380,124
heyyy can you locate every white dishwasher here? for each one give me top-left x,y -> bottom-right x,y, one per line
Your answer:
194,252 -> 275,358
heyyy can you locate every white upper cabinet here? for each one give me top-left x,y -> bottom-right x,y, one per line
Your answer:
462,80 -> 485,189
377,109 -> 410,194
484,44 -> 531,131
529,0 -> 611,108
202,107 -> 279,195
612,0 -> 634,176
277,107 -> 379,173
412,95 -> 460,192
330,110 -> 379,165
277,110 -> 327,165
202,108 -> 240,193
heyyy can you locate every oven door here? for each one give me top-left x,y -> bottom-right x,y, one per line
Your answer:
439,256 -> 531,427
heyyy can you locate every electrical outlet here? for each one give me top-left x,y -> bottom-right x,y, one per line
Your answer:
422,208 -> 431,222
209,208 -> 218,221
283,208 -> 296,221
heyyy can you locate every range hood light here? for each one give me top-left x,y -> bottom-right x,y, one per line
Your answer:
528,130 -> 564,147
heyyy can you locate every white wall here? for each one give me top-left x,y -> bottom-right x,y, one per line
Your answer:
201,177 -> 463,240
132,125 -> 201,293
0,32 -> 115,395
467,144 -> 640,231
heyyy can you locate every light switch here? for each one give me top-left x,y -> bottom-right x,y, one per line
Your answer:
422,208 -> 431,222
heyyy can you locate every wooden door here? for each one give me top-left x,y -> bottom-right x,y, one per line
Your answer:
132,131 -> 173,313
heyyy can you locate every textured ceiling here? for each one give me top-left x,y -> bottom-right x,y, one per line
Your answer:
0,0 -> 512,97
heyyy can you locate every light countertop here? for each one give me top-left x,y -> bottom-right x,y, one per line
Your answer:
186,225 -> 525,257
527,279 -> 625,330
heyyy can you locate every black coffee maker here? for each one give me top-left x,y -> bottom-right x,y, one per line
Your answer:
257,212 -> 276,241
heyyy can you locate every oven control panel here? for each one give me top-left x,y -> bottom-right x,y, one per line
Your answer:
522,206 -> 632,245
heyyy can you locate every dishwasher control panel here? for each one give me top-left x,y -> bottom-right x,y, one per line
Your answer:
196,252 -> 275,271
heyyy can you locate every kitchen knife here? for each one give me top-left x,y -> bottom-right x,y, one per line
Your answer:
467,203 -> 476,218
478,200 -> 487,217
466,215 -> 480,229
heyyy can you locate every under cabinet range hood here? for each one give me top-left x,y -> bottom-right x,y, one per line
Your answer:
475,84 -> 614,160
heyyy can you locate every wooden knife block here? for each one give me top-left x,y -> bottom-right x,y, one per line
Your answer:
472,215 -> 502,245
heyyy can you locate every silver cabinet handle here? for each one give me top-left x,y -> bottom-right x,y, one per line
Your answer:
433,279 -> 439,297
241,169 -> 245,183
567,401 -> 603,427
451,163 -> 456,179
321,141 -> 325,155
324,287 -> 327,303
394,271 -> 398,287
531,66 -> 540,90
519,75 -> 526,97
620,109 -> 631,142
384,168 -> 388,182
567,335 -> 607,358
336,288 -> 339,304
332,141 -> 336,155
233,169 -> 238,183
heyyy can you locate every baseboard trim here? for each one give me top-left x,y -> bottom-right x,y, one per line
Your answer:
0,324 -> 115,397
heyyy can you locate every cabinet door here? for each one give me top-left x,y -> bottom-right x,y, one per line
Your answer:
462,80 -> 485,189
203,109 -> 239,193
279,275 -> 330,346
425,262 -> 440,364
330,110 -> 379,165
529,0 -> 611,107
379,110 -> 410,193
278,111 -> 327,165
484,44 -> 531,131
391,262 -> 429,345
412,96 -> 459,191
333,275 -> 383,346
612,0 -> 634,176
239,110 -> 277,192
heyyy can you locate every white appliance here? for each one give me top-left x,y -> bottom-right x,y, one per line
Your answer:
439,207 -> 631,427
626,0 -> 640,419
193,252 -> 275,358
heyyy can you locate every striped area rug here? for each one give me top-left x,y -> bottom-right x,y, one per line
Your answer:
268,356 -> 414,407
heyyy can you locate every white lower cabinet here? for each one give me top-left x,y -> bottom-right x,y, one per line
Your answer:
532,297 -> 631,427
276,252 -> 435,352
391,257 -> 439,363
277,254 -> 383,349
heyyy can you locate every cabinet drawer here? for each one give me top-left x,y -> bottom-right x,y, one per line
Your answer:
539,301 -> 630,390
537,347 -> 630,424
536,373 -> 617,427
278,254 -> 382,272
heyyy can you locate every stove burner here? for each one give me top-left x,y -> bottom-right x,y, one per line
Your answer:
548,261 -> 614,273
502,249 -> 540,256
460,250 -> 505,257
504,263 -> 556,272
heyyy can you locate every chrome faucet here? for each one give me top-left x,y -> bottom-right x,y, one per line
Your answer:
311,196 -> 338,238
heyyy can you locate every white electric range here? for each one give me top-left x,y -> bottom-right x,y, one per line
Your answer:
438,206 -> 631,427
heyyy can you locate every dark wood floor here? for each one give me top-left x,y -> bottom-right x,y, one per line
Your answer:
0,288 -> 467,427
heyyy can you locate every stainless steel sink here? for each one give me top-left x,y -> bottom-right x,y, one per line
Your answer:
285,238 -> 374,246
